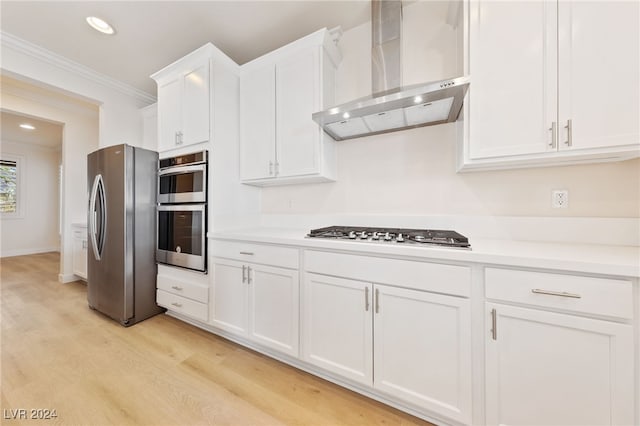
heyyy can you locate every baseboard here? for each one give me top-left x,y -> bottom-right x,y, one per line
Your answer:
58,273 -> 81,283
0,247 -> 60,258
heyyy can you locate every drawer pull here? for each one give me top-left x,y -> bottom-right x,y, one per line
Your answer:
239,251 -> 254,256
171,286 -> 183,291
171,302 -> 183,308
531,289 -> 581,299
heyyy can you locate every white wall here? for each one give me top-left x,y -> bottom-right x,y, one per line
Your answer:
0,141 -> 61,257
1,32 -> 152,281
260,1 -> 640,219
1,77 -> 100,281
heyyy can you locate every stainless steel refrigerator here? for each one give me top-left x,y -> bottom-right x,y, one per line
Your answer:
87,144 -> 165,326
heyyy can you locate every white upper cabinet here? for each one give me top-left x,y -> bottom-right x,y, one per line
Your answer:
276,48 -> 321,178
460,0 -> 639,170
239,65 -> 276,180
239,28 -> 341,186
152,45 -> 214,152
557,1 -> 639,151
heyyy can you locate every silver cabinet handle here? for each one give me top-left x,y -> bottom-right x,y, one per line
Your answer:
175,131 -> 184,145
375,288 -> 380,313
247,266 -> 252,284
274,161 -> 279,176
548,121 -> 557,148
365,287 -> 370,311
269,161 -> 273,176
490,309 -> 497,340
171,302 -> 182,308
239,252 -> 254,256
531,288 -> 581,299
171,285 -> 183,291
564,119 -> 572,146
82,240 -> 88,249
242,265 -> 246,283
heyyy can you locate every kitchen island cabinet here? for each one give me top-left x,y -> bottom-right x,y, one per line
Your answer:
459,0 -> 639,170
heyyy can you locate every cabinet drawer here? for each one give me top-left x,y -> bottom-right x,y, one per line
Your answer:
157,290 -> 208,322
157,273 -> 208,303
211,240 -> 298,269
305,250 -> 470,297
485,268 -> 633,319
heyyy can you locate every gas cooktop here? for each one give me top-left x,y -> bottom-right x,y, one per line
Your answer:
307,226 -> 471,249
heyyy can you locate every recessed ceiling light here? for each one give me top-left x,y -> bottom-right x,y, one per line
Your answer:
19,123 -> 35,130
86,16 -> 115,35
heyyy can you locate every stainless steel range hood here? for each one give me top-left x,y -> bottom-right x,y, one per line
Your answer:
312,0 -> 470,141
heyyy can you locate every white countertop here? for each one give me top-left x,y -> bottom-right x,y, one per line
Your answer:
210,227 -> 640,278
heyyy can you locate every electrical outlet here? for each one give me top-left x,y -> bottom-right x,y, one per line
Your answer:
551,190 -> 569,209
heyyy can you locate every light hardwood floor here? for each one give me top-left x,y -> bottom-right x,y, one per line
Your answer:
1,253 -> 432,426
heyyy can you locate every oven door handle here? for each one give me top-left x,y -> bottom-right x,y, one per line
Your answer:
158,164 -> 206,177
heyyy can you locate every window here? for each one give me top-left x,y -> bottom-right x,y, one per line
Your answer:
0,159 -> 18,213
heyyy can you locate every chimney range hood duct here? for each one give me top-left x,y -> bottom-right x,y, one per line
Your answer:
312,0 -> 470,141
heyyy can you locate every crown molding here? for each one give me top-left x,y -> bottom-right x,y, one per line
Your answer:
1,31 -> 156,104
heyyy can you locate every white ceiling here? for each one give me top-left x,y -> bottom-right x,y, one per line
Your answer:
1,110 -> 63,149
1,1 -> 372,97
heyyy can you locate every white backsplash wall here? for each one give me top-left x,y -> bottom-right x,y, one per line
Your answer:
261,1 -> 640,219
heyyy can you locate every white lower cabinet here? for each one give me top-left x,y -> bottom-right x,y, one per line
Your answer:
485,303 -> 634,426
156,265 -> 209,322
302,268 -> 472,424
72,225 -> 88,280
210,255 -> 299,357
485,268 -> 635,426
374,285 -> 471,422
302,273 -> 373,385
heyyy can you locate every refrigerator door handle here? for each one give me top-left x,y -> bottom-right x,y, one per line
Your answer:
89,174 -> 105,261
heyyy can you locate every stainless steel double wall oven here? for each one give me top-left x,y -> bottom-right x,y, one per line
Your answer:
156,150 -> 208,272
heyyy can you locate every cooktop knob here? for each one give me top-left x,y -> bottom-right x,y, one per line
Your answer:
396,233 -> 405,242
384,232 -> 392,241
372,232 -> 380,240
348,231 -> 357,239
360,231 -> 368,239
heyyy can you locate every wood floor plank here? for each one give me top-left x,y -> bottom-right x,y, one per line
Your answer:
1,253 -> 432,425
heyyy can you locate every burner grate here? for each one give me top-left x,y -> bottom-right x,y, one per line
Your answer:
307,226 -> 470,249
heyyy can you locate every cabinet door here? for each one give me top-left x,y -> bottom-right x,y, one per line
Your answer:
182,61 -> 210,145
72,237 -> 87,279
485,303 -> 634,426
468,1 -> 557,159
374,285 -> 472,424
240,65 -> 276,180
157,78 -> 182,151
210,258 -> 248,337
248,264 -> 299,357
558,1 -> 639,151
302,273 -> 373,386
276,48 -> 321,177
